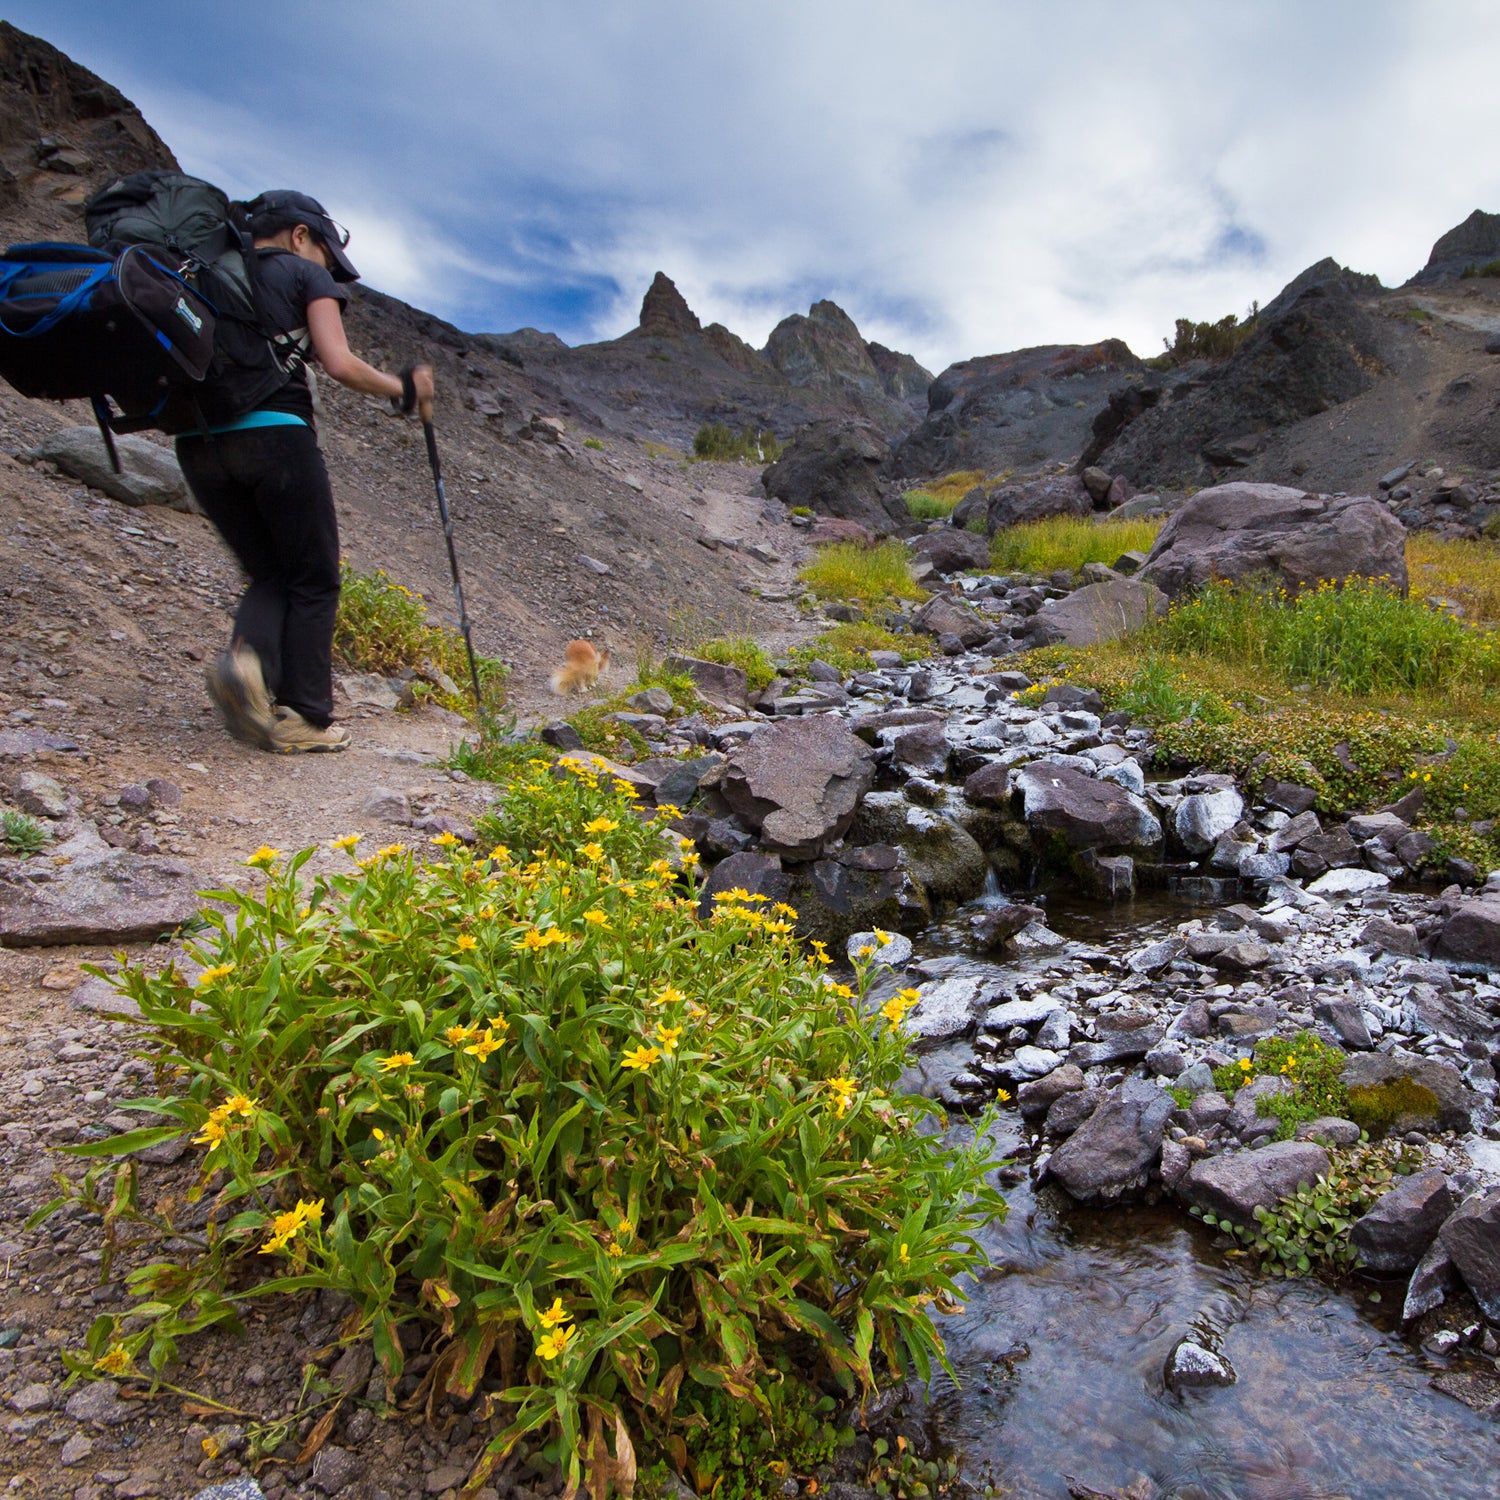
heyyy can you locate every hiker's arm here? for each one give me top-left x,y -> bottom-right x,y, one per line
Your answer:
306,298 -> 434,412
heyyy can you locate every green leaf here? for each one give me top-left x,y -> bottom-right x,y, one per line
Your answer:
63,1125 -> 184,1158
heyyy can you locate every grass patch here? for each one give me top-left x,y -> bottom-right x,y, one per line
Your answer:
53,761 -> 1004,1497
1408,534 -> 1500,626
335,563 -> 508,719
903,489 -> 957,521
786,621 -> 932,677
692,423 -> 783,463
583,437 -> 604,450
798,539 -> 927,607
687,636 -> 778,693
1155,578 -> 1500,697
989,515 -> 1162,576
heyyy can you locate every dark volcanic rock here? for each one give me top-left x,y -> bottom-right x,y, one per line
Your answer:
761,420 -> 907,534
985,474 -> 1094,532
636,271 -> 701,339
720,716 -> 876,859
1260,257 -> 1384,320
1350,1168 -> 1455,1275
1010,762 -> 1162,854
1047,1077 -> 1172,1205
1138,483 -> 1408,599
1089,281 -> 1397,489
763,301 -> 931,412
1031,579 -> 1168,647
909,528 -> 990,574
794,846 -> 927,946
1409,210 -> 1500,284
893,342 -> 1143,478
1438,1188 -> 1500,1320
1179,1141 -> 1330,1227
910,593 -> 992,649
1432,896 -> 1500,967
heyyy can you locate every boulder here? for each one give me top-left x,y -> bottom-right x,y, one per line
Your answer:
1432,897 -> 1500,968
1017,1062 -> 1086,1120
1028,578 -> 1168,647
696,851 -> 792,917
30,427 -> 193,511
1047,1077 -> 1173,1205
909,528 -> 990,575
719,716 -> 875,859
888,807 -> 988,905
793,845 -> 928,946
1349,1168 -> 1455,1275
1164,1339 -> 1236,1393
1179,1141 -> 1330,1226
910,594 -> 992,649
761,419 -> 906,534
1437,1188 -> 1500,1320
1341,1051 -> 1472,1133
1174,787 -> 1245,855
985,474 -> 1094,531
890,722 -> 951,776
1010,762 -> 1162,855
1138,483 -> 1408,599
663,655 -> 749,711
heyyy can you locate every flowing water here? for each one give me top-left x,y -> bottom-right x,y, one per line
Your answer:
917,889 -> 1500,1500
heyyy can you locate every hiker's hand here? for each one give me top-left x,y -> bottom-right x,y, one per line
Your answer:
413,364 -> 435,422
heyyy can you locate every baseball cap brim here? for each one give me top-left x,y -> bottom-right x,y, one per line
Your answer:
252,190 -> 360,283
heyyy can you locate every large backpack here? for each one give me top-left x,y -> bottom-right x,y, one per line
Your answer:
0,171 -> 303,465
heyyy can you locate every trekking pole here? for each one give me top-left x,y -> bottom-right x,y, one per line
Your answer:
420,418 -> 487,718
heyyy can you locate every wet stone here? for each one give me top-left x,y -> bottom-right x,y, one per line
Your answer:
1164,1338 -> 1236,1393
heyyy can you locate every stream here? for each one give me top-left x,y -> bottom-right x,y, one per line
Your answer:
914,888 -> 1500,1500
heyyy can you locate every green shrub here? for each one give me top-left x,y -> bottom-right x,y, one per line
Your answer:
1155,578 -> 1500,697
903,490 -> 958,521
583,438 -> 605,451
1194,1142 -> 1419,1278
798,540 -> 926,607
1459,258 -> 1500,279
1155,306 -> 1259,366
691,636 -> 777,693
692,424 -> 783,463
1346,1077 -> 1442,1138
988,516 -> 1162,576
1212,1032 -> 1349,1141
2,808 -> 47,856
52,760 -> 1003,1497
1115,655 -> 1232,726
335,563 -> 507,718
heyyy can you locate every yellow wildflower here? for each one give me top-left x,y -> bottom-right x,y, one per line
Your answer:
880,991 -> 917,1030
537,1297 -> 572,1328
455,933 -> 478,952
857,945 -> 875,959
898,1243 -> 910,1265
680,851 -> 700,868
809,940 -> 832,966
773,903 -> 799,920
583,816 -> 619,834
245,845 -> 279,869
713,888 -> 753,903
94,1344 -> 132,1376
621,1043 -> 661,1072
192,1117 -> 227,1151
655,985 -> 685,1007
371,1127 -> 386,1142
580,842 -> 605,862
488,844 -> 512,865
827,1076 -> 857,1117
444,1024 -> 476,1046
607,1242 -> 623,1258
331,833 -> 362,851
223,1094 -> 256,1117
656,1023 -> 682,1055
824,981 -> 855,1000
995,1087 -> 1012,1104
873,928 -> 892,945
430,830 -> 460,848
379,1052 -> 416,1072
195,962 -> 235,989
464,1028 -> 505,1063
582,909 -> 610,928
478,904 -> 495,919
536,1324 -> 577,1361
617,1218 -> 634,1238
515,927 -> 569,952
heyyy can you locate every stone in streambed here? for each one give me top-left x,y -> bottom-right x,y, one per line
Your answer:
1179,1141 -> 1330,1227
1349,1168 -> 1455,1275
1046,1077 -> 1172,1205
1438,1187 -> 1500,1320
1164,1338 -> 1236,1393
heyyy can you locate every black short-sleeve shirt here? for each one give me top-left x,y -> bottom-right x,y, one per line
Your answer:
252,248 -> 349,421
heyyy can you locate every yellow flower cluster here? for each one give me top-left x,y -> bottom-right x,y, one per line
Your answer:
195,962 -> 235,989
259,1197 -> 323,1255
879,988 -> 920,1031
191,1092 -> 257,1151
827,1075 -> 857,1117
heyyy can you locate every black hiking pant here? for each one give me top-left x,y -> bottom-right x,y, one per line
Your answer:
177,424 -> 340,728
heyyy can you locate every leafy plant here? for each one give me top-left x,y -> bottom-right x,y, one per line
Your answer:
689,636 -> 777,694
1154,305 -> 1259,366
583,438 -> 605,451
868,1434 -> 961,1499
798,540 -> 927,607
2,808 -> 47,856
988,516 -> 1162,576
1211,1031 -> 1349,1141
334,562 -> 508,718
692,424 -> 782,463
1193,1142 -> 1419,1277
48,759 -> 1004,1499
1115,655 -> 1232,726
786,622 -> 932,678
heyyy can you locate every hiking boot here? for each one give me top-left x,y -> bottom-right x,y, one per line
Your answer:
269,707 -> 351,754
205,644 -> 275,749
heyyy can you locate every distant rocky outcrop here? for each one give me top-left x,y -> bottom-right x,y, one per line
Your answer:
1408,209 -> 1500,284
634,271 -> 702,339
763,300 -> 932,410
1083,278 -> 1397,489
1259,257 -> 1384,320
893,342 -> 1144,479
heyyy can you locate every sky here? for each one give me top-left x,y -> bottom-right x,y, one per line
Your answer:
11,0 -> 1500,373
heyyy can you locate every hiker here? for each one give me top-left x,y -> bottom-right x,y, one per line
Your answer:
178,189 -> 435,754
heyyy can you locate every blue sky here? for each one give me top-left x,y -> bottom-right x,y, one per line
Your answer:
11,0 -> 1500,372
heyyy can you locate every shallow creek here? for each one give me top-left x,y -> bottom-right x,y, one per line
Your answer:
910,889 -> 1500,1499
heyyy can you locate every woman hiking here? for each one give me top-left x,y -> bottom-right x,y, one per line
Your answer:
180,189 -> 435,753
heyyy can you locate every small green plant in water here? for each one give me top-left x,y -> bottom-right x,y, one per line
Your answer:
2,808 -> 47,856
868,1434 -> 961,1500
1193,1142 -> 1419,1278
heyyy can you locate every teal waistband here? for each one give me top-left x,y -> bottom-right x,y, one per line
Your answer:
193,410 -> 309,436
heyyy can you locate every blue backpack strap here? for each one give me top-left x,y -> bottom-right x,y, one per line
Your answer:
0,257 -> 113,339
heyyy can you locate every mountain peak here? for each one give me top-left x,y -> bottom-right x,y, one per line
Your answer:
637,271 -> 701,338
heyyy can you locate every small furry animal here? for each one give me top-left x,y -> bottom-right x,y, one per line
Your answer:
549,639 -> 611,695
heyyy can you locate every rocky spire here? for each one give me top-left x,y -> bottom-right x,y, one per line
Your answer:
637,272 -> 701,338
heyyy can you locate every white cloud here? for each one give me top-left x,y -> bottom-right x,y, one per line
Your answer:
19,0 -> 1500,372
